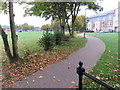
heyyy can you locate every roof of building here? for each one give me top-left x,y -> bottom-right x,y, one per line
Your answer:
89,10 -> 114,19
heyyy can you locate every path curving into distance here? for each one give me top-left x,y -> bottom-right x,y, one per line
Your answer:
12,33 -> 105,88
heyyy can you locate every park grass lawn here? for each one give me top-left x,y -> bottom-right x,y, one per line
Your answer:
1,32 -> 87,88
83,33 -> 119,89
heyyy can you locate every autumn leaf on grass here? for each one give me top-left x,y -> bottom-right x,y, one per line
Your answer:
116,58 -> 120,61
96,76 -> 100,79
116,84 -> 120,87
116,65 -> 120,68
113,70 -> 120,72
100,73 -> 104,75
68,85 -> 73,88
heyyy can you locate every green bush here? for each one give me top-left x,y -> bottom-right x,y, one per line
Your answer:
63,34 -> 71,41
54,31 -> 64,45
38,33 -> 55,51
23,47 -> 31,57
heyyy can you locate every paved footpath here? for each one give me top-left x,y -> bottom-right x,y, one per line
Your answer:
12,34 -> 105,88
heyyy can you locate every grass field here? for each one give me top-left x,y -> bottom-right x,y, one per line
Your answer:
0,31 -> 44,59
83,33 -> 119,89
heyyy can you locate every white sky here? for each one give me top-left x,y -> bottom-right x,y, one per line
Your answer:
0,0 -> 120,28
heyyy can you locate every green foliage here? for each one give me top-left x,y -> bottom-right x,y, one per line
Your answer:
29,25 -> 34,30
38,32 -> 55,51
51,20 -> 60,31
54,31 -> 64,45
24,2 -> 103,36
0,2 -> 8,14
5,73 -> 12,80
21,23 -> 30,31
41,24 -> 51,32
23,47 -> 31,57
70,15 -> 86,32
63,34 -> 72,41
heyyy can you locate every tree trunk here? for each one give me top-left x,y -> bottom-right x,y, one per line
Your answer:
9,2 -> 20,62
72,15 -> 75,37
60,17 -> 65,35
66,20 -> 72,36
0,25 -> 14,63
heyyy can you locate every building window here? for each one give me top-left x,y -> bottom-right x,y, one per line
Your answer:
102,22 -> 105,27
103,17 -> 105,20
89,24 -> 90,27
108,21 -> 112,26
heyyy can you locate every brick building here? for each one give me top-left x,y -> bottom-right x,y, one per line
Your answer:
87,8 -> 118,32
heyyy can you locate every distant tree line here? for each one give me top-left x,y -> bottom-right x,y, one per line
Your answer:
41,15 -> 86,33
16,23 -> 35,31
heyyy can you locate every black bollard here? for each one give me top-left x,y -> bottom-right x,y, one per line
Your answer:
77,61 -> 85,90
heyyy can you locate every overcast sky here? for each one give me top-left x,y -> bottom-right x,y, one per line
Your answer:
0,0 -> 120,28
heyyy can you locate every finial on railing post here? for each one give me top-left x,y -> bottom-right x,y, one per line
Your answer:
79,61 -> 83,67
77,61 -> 85,90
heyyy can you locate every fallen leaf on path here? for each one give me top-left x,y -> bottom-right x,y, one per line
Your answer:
38,76 -> 44,79
32,80 -> 35,82
68,67 -> 70,69
68,85 -> 73,88
53,76 -> 56,79
27,81 -> 29,84
52,80 -> 56,82
56,80 -> 60,82
40,68 -> 44,71
71,81 -> 76,84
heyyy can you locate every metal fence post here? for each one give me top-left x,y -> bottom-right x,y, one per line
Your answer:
77,61 -> 85,90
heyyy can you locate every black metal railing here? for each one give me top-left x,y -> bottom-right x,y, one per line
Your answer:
77,61 -> 117,90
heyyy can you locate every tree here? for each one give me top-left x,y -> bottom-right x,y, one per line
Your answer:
29,25 -> 34,30
0,2 -> 21,63
51,19 -> 60,31
21,23 -> 29,31
24,2 -> 68,34
15,25 -> 22,30
67,2 -> 103,36
70,15 -> 86,32
24,2 -> 103,36
41,24 -> 51,32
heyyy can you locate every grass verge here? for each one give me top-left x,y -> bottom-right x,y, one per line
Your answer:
83,33 -> 119,89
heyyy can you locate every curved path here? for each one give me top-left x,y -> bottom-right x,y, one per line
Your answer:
12,34 -> 105,88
